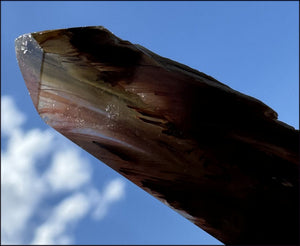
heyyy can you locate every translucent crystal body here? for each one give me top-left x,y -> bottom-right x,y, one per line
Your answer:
15,26 -> 299,244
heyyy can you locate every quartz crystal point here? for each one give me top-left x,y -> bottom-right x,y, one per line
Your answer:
15,26 -> 299,244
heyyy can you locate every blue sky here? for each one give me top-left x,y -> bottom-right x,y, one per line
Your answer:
1,1 -> 298,245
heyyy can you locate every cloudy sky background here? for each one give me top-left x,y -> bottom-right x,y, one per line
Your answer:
1,1 -> 299,245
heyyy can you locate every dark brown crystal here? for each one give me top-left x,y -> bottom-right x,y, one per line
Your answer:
15,26 -> 299,244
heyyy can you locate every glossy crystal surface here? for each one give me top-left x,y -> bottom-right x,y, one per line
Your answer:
15,26 -> 299,244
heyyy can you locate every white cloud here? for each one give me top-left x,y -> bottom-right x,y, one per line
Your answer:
1,98 -> 54,244
31,193 -> 91,245
103,178 -> 125,203
1,95 -> 126,245
1,96 -> 26,136
92,179 -> 125,220
31,180 -> 126,245
45,149 -> 91,192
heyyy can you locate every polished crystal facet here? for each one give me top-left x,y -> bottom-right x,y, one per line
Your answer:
15,26 -> 299,244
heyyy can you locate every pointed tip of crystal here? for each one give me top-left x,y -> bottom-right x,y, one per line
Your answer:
15,33 -> 44,110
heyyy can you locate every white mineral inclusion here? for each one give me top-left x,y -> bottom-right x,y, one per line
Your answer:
75,118 -> 85,127
20,39 -> 27,53
137,92 -> 146,99
17,34 -> 32,55
16,33 -> 44,60
105,104 -> 119,120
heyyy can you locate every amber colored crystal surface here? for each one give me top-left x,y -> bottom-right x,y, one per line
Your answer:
15,26 -> 299,244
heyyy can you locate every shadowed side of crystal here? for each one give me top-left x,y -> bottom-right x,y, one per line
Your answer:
69,27 -> 142,67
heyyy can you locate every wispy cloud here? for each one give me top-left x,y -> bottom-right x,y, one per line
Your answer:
1,96 -> 26,136
1,96 -> 54,244
92,179 -> 126,220
1,95 -> 126,244
44,149 -> 91,192
31,192 -> 91,244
